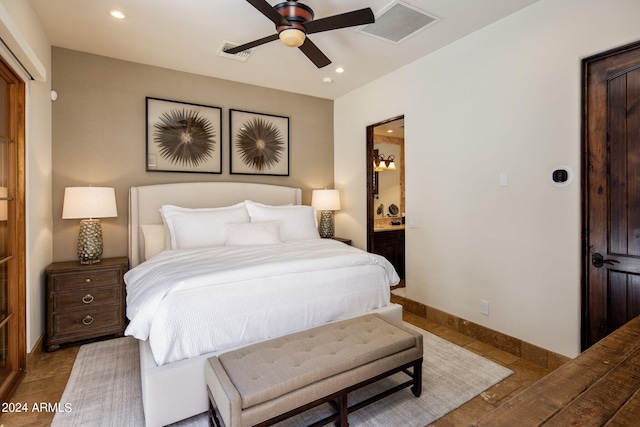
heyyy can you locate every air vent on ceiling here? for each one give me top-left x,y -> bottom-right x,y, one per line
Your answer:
357,1 -> 440,44
217,41 -> 252,62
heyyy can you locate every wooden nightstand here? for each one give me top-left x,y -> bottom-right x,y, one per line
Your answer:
45,257 -> 128,351
332,236 -> 352,246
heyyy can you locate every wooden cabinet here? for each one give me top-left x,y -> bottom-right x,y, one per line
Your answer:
372,230 -> 405,279
332,236 -> 352,246
45,257 -> 128,351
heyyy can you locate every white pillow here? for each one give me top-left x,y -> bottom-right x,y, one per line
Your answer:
243,200 -> 292,207
245,201 -> 319,241
160,203 -> 250,249
224,221 -> 281,246
140,224 -> 165,260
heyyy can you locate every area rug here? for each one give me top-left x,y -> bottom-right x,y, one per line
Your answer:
52,323 -> 512,427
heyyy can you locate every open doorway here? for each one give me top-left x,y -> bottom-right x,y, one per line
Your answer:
366,116 -> 405,282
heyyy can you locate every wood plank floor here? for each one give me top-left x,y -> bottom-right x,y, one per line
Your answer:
473,314 -> 640,426
0,345 -> 79,427
0,310 -> 553,427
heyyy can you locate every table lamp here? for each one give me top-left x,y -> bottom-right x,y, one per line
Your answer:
312,189 -> 341,238
62,187 -> 117,264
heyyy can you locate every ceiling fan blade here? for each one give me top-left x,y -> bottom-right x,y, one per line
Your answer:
305,8 -> 374,34
246,0 -> 289,26
298,38 -> 331,68
224,34 -> 279,54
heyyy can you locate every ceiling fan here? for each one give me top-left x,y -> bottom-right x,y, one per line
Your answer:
224,0 -> 375,68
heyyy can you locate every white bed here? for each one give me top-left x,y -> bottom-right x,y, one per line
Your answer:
127,182 -> 403,427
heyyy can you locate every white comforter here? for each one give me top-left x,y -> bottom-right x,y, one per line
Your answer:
125,239 -> 399,365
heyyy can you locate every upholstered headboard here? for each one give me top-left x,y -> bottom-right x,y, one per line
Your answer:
128,182 -> 302,267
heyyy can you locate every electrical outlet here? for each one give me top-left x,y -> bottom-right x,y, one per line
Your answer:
480,300 -> 489,315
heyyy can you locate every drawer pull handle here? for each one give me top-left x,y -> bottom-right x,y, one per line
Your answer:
85,278 -> 91,283
82,316 -> 94,326
82,294 -> 94,304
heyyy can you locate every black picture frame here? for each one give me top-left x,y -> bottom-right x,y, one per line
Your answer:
146,97 -> 222,174
229,109 -> 289,176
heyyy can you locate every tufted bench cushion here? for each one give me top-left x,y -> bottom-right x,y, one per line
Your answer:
206,314 -> 423,427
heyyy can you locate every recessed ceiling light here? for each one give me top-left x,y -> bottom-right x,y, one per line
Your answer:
322,77 -> 333,84
110,10 -> 126,19
387,129 -> 394,133
336,67 -> 344,73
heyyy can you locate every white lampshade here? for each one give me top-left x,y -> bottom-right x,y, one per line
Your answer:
62,187 -> 118,219
312,189 -> 341,211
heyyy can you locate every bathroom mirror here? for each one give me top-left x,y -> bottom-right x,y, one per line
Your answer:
373,119 -> 404,221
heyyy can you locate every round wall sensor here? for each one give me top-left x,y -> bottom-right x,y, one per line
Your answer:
50,90 -> 58,101
549,166 -> 574,187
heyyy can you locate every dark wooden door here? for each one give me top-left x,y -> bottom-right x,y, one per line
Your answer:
583,41 -> 640,349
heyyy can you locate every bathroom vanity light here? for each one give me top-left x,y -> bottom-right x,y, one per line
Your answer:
373,154 -> 396,171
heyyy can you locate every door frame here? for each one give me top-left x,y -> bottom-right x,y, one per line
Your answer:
0,56 -> 26,402
365,115 -> 404,253
581,40 -> 640,350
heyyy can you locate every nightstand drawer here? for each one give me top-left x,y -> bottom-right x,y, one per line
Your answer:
52,287 -> 120,312
52,270 -> 120,291
53,305 -> 122,337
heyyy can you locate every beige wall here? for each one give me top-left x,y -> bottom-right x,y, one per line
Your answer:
52,48 -> 334,262
334,0 -> 640,358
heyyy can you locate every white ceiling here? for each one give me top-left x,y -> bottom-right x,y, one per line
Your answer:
374,118 -> 405,139
27,0 -> 538,100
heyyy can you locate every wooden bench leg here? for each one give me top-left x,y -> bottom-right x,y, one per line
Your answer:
208,387 -> 225,427
412,358 -> 423,397
337,393 -> 349,427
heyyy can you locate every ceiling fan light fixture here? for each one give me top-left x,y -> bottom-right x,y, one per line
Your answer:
232,1 -> 373,68
279,28 -> 306,47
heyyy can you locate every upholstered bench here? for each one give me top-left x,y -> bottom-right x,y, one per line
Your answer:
206,314 -> 423,427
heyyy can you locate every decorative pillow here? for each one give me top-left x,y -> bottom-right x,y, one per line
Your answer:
245,201 -> 319,241
140,224 -> 165,260
160,203 -> 250,249
224,221 -> 281,246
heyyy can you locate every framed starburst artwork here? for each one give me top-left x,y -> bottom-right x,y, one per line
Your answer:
146,97 -> 222,173
230,109 -> 289,176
